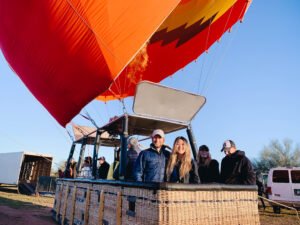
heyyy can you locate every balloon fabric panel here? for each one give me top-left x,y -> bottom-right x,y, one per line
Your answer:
0,0 -> 180,126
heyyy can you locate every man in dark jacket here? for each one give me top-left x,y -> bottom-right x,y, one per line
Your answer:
125,137 -> 141,181
220,140 -> 256,185
256,171 -> 266,209
98,156 -> 110,179
134,129 -> 170,182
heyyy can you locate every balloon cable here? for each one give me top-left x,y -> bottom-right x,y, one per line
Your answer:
199,3 -> 235,95
201,2 -> 248,95
196,15 -> 214,94
120,99 -> 127,114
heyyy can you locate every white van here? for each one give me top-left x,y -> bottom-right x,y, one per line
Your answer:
266,167 -> 300,213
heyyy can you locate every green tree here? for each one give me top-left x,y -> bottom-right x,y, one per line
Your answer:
253,139 -> 300,173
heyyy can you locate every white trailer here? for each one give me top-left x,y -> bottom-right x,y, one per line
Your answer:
0,151 -> 52,194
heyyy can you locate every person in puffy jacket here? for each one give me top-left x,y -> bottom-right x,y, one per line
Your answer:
220,140 -> 256,185
134,129 -> 170,182
125,137 -> 141,181
166,136 -> 200,184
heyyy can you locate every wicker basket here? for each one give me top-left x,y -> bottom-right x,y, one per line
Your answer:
53,179 -> 260,225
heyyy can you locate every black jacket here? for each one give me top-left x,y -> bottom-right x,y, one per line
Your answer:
198,159 -> 219,183
168,160 -> 200,184
98,161 -> 110,179
256,173 -> 264,195
220,150 -> 256,185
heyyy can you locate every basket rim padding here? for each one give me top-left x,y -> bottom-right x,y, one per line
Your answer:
57,178 -> 257,191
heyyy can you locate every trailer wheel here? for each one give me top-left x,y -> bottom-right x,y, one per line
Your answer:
273,206 -> 281,214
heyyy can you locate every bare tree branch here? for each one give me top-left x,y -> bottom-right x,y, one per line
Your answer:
253,139 -> 300,172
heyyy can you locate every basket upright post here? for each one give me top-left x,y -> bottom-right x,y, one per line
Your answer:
119,114 -> 129,180
64,142 -> 76,177
76,137 -> 87,174
92,130 -> 101,178
186,125 -> 198,160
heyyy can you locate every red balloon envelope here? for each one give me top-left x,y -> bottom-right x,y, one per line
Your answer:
0,0 -> 251,126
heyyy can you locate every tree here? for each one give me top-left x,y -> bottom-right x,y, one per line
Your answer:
253,139 -> 300,173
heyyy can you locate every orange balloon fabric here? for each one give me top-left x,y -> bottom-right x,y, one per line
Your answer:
0,0 -> 251,126
0,0 -> 180,126
98,0 -> 252,100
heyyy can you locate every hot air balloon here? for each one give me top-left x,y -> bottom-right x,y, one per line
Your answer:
0,1 -> 262,224
0,0 -> 251,126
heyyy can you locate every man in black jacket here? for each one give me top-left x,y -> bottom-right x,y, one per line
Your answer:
220,140 -> 256,185
98,156 -> 110,179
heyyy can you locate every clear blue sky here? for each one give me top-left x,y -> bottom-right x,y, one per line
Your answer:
0,0 -> 299,169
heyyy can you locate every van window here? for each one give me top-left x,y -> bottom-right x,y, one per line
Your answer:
291,170 -> 300,183
272,170 -> 289,183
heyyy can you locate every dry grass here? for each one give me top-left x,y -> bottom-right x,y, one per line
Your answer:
258,200 -> 300,225
259,207 -> 300,225
0,185 -> 54,208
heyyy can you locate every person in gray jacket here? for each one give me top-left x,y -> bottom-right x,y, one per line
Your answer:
134,129 -> 170,182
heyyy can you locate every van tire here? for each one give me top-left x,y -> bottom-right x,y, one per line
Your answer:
273,206 -> 281,214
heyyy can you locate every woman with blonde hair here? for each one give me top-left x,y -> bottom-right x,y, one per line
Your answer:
166,136 -> 200,183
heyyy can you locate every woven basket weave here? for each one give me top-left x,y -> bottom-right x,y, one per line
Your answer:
53,179 -> 260,225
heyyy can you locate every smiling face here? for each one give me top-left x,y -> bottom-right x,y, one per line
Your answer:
175,138 -> 186,155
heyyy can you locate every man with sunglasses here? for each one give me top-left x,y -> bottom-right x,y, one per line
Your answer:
220,140 -> 256,185
134,129 -> 170,182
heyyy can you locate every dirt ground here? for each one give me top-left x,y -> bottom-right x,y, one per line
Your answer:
0,185 -> 56,225
258,200 -> 300,225
259,207 -> 300,225
0,185 -> 299,225
0,205 -> 55,225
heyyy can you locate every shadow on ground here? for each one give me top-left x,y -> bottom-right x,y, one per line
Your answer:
0,185 -> 19,194
0,196 -> 48,209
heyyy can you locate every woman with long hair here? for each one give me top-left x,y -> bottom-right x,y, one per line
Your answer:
166,136 -> 200,183
197,145 -> 219,183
